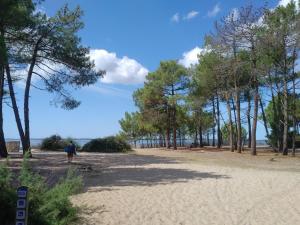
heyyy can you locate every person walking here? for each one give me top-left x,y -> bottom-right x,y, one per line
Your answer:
66,141 -> 76,163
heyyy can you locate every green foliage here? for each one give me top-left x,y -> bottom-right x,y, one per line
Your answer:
82,136 -> 131,153
41,135 -> 80,150
0,161 -> 16,225
265,95 -> 300,148
0,154 -> 82,225
119,112 -> 140,144
221,124 -> 247,144
39,169 -> 82,225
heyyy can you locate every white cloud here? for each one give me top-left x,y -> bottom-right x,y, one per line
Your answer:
15,49 -> 148,89
171,13 -> 180,22
84,84 -> 131,99
207,3 -> 221,17
278,0 -> 299,6
184,11 -> 199,20
89,49 -> 148,84
179,46 -> 205,68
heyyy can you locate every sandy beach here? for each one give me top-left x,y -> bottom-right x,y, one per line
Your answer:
69,149 -> 300,225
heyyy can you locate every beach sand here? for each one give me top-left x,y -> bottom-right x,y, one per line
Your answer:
69,148 -> 300,225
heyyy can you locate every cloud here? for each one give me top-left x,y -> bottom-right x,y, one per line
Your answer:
15,49 -> 148,89
171,13 -> 180,22
84,84 -> 132,99
89,49 -> 148,84
278,0 -> 299,7
207,3 -> 221,17
171,11 -> 199,23
183,11 -> 199,20
178,46 -> 205,68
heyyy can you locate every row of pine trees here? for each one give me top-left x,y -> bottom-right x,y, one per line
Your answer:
119,2 -> 300,156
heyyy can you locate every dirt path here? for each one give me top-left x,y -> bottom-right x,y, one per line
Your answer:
69,149 -> 300,225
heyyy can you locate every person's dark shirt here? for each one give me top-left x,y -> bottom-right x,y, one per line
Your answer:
69,144 -> 76,154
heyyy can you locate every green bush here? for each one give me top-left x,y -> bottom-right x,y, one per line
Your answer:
0,153 -> 82,225
82,136 -> 131,153
41,135 -> 80,151
0,161 -> 16,225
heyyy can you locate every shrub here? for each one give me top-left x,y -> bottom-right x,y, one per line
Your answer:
82,136 -> 131,153
0,161 -> 16,225
41,135 -> 80,151
0,153 -> 82,225
39,169 -> 83,225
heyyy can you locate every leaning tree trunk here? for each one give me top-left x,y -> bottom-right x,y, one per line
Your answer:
259,95 -> 269,138
1,26 -> 27,155
0,66 -> 7,157
23,44 -> 39,153
5,64 -> 27,154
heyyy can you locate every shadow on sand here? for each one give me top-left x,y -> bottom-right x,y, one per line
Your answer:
3,152 -> 230,189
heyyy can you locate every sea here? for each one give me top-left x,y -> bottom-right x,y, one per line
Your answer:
6,138 -> 269,149
6,138 -> 92,148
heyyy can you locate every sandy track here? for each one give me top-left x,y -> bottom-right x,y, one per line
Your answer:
71,149 -> 300,225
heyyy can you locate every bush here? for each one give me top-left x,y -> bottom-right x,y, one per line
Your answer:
0,153 -> 82,225
82,136 -> 131,153
0,161 -> 16,225
41,135 -> 80,151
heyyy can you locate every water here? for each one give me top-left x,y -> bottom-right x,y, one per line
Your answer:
132,139 -> 269,148
6,138 -> 269,149
6,138 -> 92,148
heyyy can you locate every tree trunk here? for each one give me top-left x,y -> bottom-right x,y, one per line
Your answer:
212,97 -> 216,147
166,107 -> 171,148
5,64 -> 27,154
172,106 -> 177,150
23,44 -> 39,152
277,94 -> 284,152
247,93 -> 252,148
250,39 -> 258,156
251,84 -> 259,156
171,84 -> 177,150
207,132 -> 210,146
216,94 -> 221,148
292,51 -> 296,157
194,129 -> 198,146
259,95 -> 269,138
199,125 -> 203,147
282,79 -> 288,155
235,87 -> 242,153
231,98 -> 238,150
226,93 -> 234,152
0,66 -> 7,157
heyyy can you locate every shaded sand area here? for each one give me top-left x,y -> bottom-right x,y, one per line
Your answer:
3,148 -> 300,225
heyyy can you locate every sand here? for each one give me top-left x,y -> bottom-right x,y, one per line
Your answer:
69,149 -> 300,225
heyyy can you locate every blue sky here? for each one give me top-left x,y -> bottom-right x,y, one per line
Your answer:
5,0 -> 287,139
